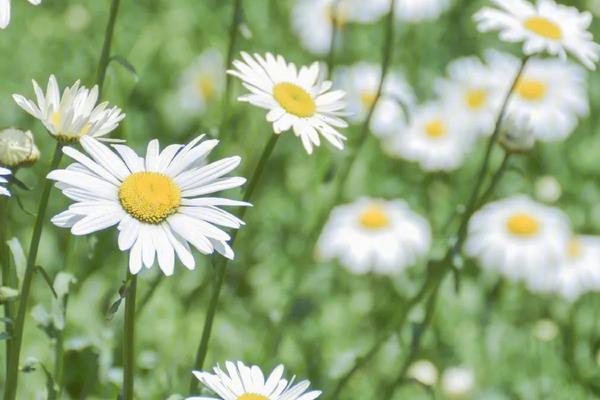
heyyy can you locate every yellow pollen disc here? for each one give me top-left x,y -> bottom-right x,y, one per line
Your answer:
50,111 -> 62,128
524,16 -> 562,40
567,238 -> 581,259
516,78 -> 547,101
237,394 -> 269,400
506,213 -> 540,237
360,91 -> 377,108
273,82 -> 316,118
51,111 -> 93,142
359,204 -> 389,230
197,75 -> 215,99
465,89 -> 487,110
327,5 -> 347,27
119,172 -> 181,224
424,119 -> 446,139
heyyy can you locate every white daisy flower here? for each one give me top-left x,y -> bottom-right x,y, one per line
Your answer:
441,366 -> 475,399
0,167 -> 10,197
0,0 -> 41,29
489,52 -> 589,141
474,0 -> 600,70
13,75 -> 125,143
189,361 -> 321,400
556,236 -> 600,301
178,48 -> 225,115
292,0 -> 389,55
229,52 -> 348,154
317,198 -> 431,275
435,55 -> 504,137
385,102 -> 475,172
395,0 -> 452,23
335,62 -> 415,139
465,195 -> 571,292
47,136 -> 249,276
0,128 -> 40,168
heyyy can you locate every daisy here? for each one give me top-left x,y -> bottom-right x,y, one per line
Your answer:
189,361 -> 321,400
178,48 -> 225,115
474,0 -> 600,70
489,52 -> 589,141
435,54 -> 504,137
335,62 -> 415,138
0,167 -> 10,197
13,75 -> 125,143
47,135 -> 249,276
395,0 -> 451,23
316,198 -> 431,275
555,236 -> 600,300
384,102 -> 475,172
0,128 -> 40,168
0,0 -> 41,29
229,52 -> 348,154
465,195 -> 571,292
441,366 -> 475,399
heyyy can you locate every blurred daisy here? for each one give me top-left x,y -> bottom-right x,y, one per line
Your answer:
0,167 -> 10,197
408,360 -> 438,386
0,0 -> 41,29
0,128 -> 40,168
335,62 -> 415,138
292,0 -> 389,55
178,48 -> 225,115
229,52 -> 348,154
48,136 -> 248,276
395,0 -> 451,23
441,366 -> 475,399
491,54 -> 589,141
317,198 -> 431,275
556,236 -> 600,300
465,195 -> 571,292
435,55 -> 503,137
189,361 -> 321,400
474,0 -> 600,69
385,102 -> 475,172
13,75 -> 125,142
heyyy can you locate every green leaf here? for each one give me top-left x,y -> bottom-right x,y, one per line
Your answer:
6,237 -> 25,284
36,266 -> 58,299
109,55 -> 138,81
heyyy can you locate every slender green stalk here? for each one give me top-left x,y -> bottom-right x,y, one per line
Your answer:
54,295 -> 69,399
0,195 -> 12,372
122,272 -> 137,400
136,273 -> 163,317
325,0 -> 342,80
189,133 -> 280,392
4,143 -> 63,400
476,152 -> 511,208
96,0 -> 122,97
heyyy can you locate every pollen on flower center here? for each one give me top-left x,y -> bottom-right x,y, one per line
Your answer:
273,82 -> 316,118
424,119 -> 446,139
359,204 -> 389,230
506,213 -> 540,237
119,172 -> 181,224
524,16 -> 562,40
237,394 -> 269,400
360,90 -> 377,108
197,75 -> 215,99
567,238 -> 581,259
465,89 -> 487,110
516,78 -> 547,101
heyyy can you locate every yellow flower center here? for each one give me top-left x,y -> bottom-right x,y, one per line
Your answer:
118,172 -> 181,224
196,75 -> 215,99
424,119 -> 446,139
465,89 -> 487,110
524,16 -> 562,40
273,82 -> 316,118
360,91 -> 377,108
359,204 -> 389,230
567,238 -> 581,259
515,78 -> 547,101
50,111 -> 92,142
506,213 -> 540,237
237,395 -> 269,400
327,4 -> 348,27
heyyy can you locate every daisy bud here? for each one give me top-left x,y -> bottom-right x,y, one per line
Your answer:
441,366 -> 475,399
498,115 -> 535,153
0,128 -> 40,168
408,359 -> 438,386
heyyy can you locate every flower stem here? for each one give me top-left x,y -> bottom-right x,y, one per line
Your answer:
189,133 -> 280,393
123,272 -> 137,400
325,0 -> 342,80
96,0 -> 122,97
0,195 -> 12,372
3,142 -> 63,400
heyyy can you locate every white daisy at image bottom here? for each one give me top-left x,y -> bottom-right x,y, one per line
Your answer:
48,136 -> 249,276
228,52 -> 348,154
0,167 -> 11,196
555,235 -> 600,301
465,195 -> 571,292
188,361 -> 321,400
395,0 -> 451,23
384,102 -> 475,172
0,0 -> 41,29
316,198 -> 431,275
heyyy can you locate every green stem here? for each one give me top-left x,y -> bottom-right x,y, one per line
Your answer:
189,133 -> 280,393
96,0 -> 122,96
476,152 -> 511,208
123,272 -> 137,400
325,0 -> 342,80
54,295 -> 68,399
3,143 -> 63,400
0,195 -> 12,372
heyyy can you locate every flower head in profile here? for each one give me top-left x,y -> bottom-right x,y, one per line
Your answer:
13,75 -> 125,143
48,136 -> 249,276
0,0 -> 41,29
178,48 -> 225,115
474,0 -> 600,69
317,198 -> 431,275
0,167 -> 10,197
395,0 -> 451,23
229,52 -> 348,154
0,128 -> 40,168
188,361 -> 321,400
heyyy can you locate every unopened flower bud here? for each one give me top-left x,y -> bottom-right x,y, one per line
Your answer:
498,115 -> 534,153
0,128 -> 40,168
0,286 -> 19,303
